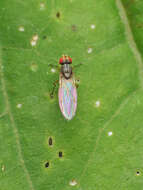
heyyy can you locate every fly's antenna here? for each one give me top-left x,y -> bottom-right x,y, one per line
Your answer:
65,55 -> 69,62
62,54 -> 66,62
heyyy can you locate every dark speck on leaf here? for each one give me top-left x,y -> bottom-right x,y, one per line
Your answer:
56,12 -> 60,18
136,171 -> 140,175
43,35 -> 47,39
45,162 -> 49,168
59,151 -> 63,157
49,137 -> 52,146
72,25 -> 77,31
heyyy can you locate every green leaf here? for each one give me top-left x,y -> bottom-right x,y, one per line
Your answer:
0,0 -> 143,189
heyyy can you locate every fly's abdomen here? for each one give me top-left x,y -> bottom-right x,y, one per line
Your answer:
58,77 -> 77,120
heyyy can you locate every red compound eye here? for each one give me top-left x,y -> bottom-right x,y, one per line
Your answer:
59,58 -> 63,64
69,57 -> 72,63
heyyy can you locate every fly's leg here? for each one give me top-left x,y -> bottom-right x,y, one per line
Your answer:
73,63 -> 82,89
48,63 -> 59,98
50,80 -> 59,98
75,78 -> 80,88
73,62 -> 82,88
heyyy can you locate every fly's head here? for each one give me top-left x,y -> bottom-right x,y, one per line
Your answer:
59,55 -> 72,79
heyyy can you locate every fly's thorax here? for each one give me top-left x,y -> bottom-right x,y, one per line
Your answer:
61,63 -> 72,79
59,73 -> 75,89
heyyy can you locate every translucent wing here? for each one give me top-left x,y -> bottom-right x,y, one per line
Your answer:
58,73 -> 77,120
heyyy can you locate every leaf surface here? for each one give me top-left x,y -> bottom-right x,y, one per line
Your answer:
0,0 -> 143,189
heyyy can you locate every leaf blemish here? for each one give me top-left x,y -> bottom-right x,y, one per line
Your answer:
43,35 -> 47,39
87,47 -> 92,54
16,104 -> 22,109
40,3 -> 45,10
30,34 -> 39,46
1,165 -> 5,172
95,100 -> 100,107
56,12 -> 60,18
32,34 -> 38,41
59,151 -> 63,158
108,131 -> 113,136
91,24 -> 96,29
30,63 -> 38,72
18,26 -> 24,32
45,161 -> 49,168
69,179 -> 77,186
136,171 -> 140,176
48,137 -> 53,146
72,25 -> 77,32
51,68 -> 56,73
30,40 -> 36,46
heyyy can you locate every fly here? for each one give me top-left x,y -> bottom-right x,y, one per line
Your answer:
58,55 -> 77,120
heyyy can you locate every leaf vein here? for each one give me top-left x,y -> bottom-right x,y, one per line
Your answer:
116,0 -> 143,88
0,50 -> 35,190
78,90 -> 136,183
